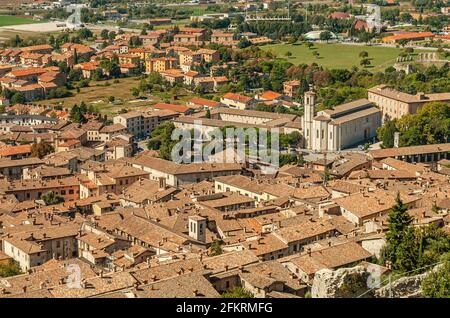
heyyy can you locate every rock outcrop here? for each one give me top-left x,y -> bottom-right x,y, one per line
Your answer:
374,273 -> 427,298
311,264 -> 442,298
311,266 -> 373,298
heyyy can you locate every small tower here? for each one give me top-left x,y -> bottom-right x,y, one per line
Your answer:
303,87 -> 316,149
188,215 -> 207,243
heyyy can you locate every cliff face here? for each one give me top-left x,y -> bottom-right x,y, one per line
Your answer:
374,273 -> 427,298
311,266 -> 373,298
311,264 -> 440,298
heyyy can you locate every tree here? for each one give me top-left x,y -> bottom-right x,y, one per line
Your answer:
100,29 -> 109,39
357,32 -> 374,44
77,28 -> 93,40
131,87 -> 140,97
0,261 -> 22,278
422,253 -> 450,298
209,239 -> 222,256
285,51 -> 292,57
41,191 -> 64,205
360,58 -> 371,67
68,68 -> 82,82
359,51 -> 369,59
147,138 -> 161,150
396,102 -> 450,147
31,141 -> 54,158
381,193 -> 413,269
398,39 -> 409,47
10,92 -> 25,105
70,102 -> 89,123
237,38 -> 251,49
222,286 -> 254,298
205,109 -> 211,119
305,42 -> 314,49
150,122 -> 177,160
377,120 -> 398,148
319,31 -> 333,43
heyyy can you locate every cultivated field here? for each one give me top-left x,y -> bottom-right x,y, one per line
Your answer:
262,43 -> 417,71
0,15 -> 40,27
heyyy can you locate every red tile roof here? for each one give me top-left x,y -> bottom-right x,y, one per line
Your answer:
222,92 -> 252,103
259,91 -> 282,100
383,32 -> 434,42
153,103 -> 190,113
0,144 -> 32,157
189,97 -> 220,108
8,67 -> 47,78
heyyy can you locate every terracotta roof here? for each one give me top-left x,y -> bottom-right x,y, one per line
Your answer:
330,12 -> 351,19
0,144 -> 32,157
383,32 -> 434,42
222,92 -> 252,103
189,97 -> 220,108
153,103 -> 190,113
259,91 -> 282,100
8,67 -> 47,78
287,241 -> 372,275
369,143 -> 450,159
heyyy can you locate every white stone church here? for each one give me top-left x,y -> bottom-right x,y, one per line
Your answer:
303,90 -> 381,152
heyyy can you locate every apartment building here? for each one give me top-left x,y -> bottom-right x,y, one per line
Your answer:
113,110 -> 178,139
368,84 -> 450,121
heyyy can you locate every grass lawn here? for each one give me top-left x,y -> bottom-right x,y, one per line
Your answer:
261,42 -> 421,71
0,15 -> 41,27
46,77 -> 201,117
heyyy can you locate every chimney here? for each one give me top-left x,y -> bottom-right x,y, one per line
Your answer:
158,177 -> 166,190
416,92 -> 426,100
193,289 -> 199,297
22,286 -> 27,293
307,248 -> 311,257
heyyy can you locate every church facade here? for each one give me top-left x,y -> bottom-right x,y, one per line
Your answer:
303,90 -> 381,152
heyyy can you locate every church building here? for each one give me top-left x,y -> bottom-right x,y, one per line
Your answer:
303,90 -> 381,152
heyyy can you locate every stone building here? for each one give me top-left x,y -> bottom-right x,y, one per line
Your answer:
303,90 -> 381,152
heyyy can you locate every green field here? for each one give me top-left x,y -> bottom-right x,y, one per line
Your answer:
0,15 -> 40,27
262,43 -> 418,71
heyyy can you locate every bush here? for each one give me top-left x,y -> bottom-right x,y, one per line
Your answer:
0,261 -> 22,278
222,286 -> 254,298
